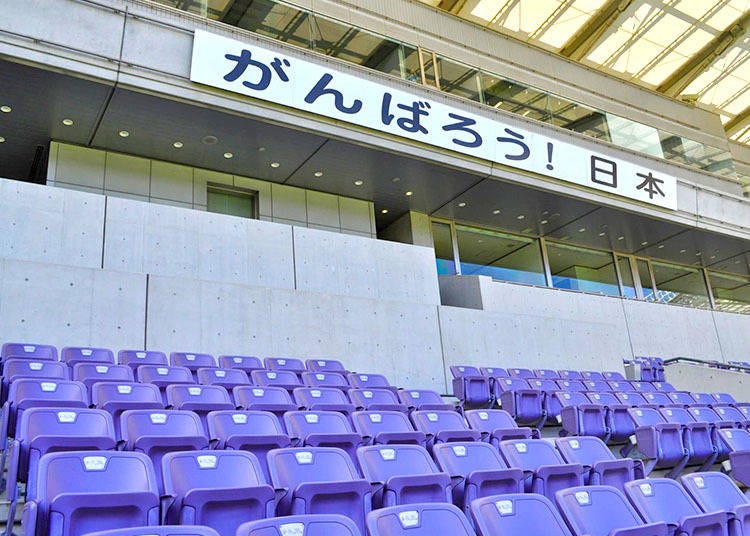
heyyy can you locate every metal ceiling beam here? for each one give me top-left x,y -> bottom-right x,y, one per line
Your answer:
657,10 -> 750,97
559,0 -> 634,60
725,103 -> 750,137
438,0 -> 465,13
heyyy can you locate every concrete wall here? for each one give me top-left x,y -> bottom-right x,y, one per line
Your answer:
666,363 -> 750,402
48,142 -> 377,238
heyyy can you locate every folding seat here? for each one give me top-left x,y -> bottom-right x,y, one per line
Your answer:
237,514 -> 361,536
293,387 -> 356,414
347,372 -> 398,393
608,380 -> 635,392
493,378 -> 545,427
556,485 -> 668,536
497,439 -> 584,501
432,441 -> 523,514
449,366 -> 492,409
626,407 -> 688,477
398,389 -> 455,412
21,451 -> 160,536
643,392 -> 672,407
681,472 -> 750,536
470,493 -> 573,536
584,380 -> 611,392
479,367 -> 508,379
0,358 -> 68,403
73,363 -> 134,393
555,391 -> 609,440
558,370 -> 583,380
689,406 -> 734,431
410,410 -> 481,449
349,388 -> 409,413
464,409 -> 538,445
624,478 -> 727,536
61,346 -> 115,368
267,446 -> 371,533
161,450 -> 275,536
603,370 -> 626,381
217,355 -> 263,373
714,405 -> 748,427
367,503 -> 475,536
668,392 -> 696,407
1,342 -> 57,363
357,444 -> 451,508
206,410 -> 291,482
658,407 -> 717,470
301,371 -> 349,390
351,410 -> 427,446
534,368 -> 560,380
717,428 -> 750,486
306,358 -> 348,373
586,391 -> 635,444
631,382 -> 656,393
265,357 -> 306,376
120,409 -> 209,492
165,384 -> 234,434
118,350 -> 168,370
582,371 -> 605,381
556,379 -> 587,392
170,352 -> 216,381
653,382 -> 676,392
233,385 -> 297,428
196,367 -> 251,390
691,393 -> 716,406
713,393 -> 738,405
283,410 -> 362,461
527,378 -> 562,422
616,391 -> 649,407
136,365 -> 195,404
251,369 -> 303,392
508,368 -> 534,379
84,528 -> 220,536
555,436 -> 644,489
92,382 -> 163,441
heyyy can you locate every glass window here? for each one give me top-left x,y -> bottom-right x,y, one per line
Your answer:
207,185 -> 257,218
547,242 -> 619,296
432,221 -> 456,275
617,255 -> 637,299
419,48 -> 438,87
636,259 -> 655,301
236,0 -> 312,49
651,261 -> 710,308
708,271 -> 750,314
455,226 -> 546,286
437,57 -> 482,103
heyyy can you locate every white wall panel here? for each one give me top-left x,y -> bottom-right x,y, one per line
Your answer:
712,310 -> 750,364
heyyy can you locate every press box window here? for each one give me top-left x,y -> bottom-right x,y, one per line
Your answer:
206,185 -> 257,219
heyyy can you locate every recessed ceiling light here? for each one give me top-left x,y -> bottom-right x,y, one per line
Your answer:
617,236 -> 625,241
61,118 -> 74,126
578,228 -> 586,233
598,232 -> 606,237
0,136 -> 5,143
202,135 -> 218,145
540,219 -> 548,224
391,177 -> 401,183
223,152 -> 233,159
680,249 -> 687,253
710,255 -> 716,259
695,252 -> 702,256
258,146 -> 266,152
354,180 -> 363,186
492,209 -> 501,215
118,130 -> 130,138
542,210 -> 549,216
314,171 -> 323,177
458,202 -> 467,207
516,215 -> 525,220
0,106 -> 11,113
657,244 -> 665,249
173,141 -> 184,149
641,241 -> 648,246
270,162 -> 280,168
405,191 -> 413,196
381,209 -> 389,214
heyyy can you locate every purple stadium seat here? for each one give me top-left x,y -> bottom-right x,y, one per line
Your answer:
84,527 -> 220,536
558,370 -> 583,380
658,407 -> 716,469
479,367 -> 509,379
556,485 -> 668,536
631,382 -> 657,393
347,373 -> 398,393
535,369 -> 560,380
668,392 -> 696,407
624,478 -> 727,536
582,371 -> 605,381
267,447 -> 371,534
293,387 -> 356,415
556,380 -> 587,392
348,388 -> 409,413
626,407 -> 688,477
498,439 -> 584,501
713,393 -> 738,405
410,410 -> 481,449
0,359 -> 69,403
653,382 -> 676,392
681,472 -> 750,536
305,359 -> 348,374
233,386 -> 297,429
717,428 -> 750,486
585,391 -> 635,444
351,410 -> 427,446
508,368 -> 535,379
136,365 -> 195,404
301,371 -> 350,390
251,369 -> 302,392
470,493 -> 573,536
61,347 -> 114,368
264,357 -> 306,375
206,410 -> 291,482
73,363 -> 134,393
450,365 -> 492,408
432,441 -> 524,513
237,514 -> 361,536
493,378 -> 545,427
556,391 -> 609,440
464,409 -> 538,445
398,389 -> 455,412
714,405 -> 748,427
691,393 -> 716,406
196,367 -> 251,390
555,436 -> 644,489
91,382 -> 163,441
21,451 -> 160,536
642,392 -> 672,407
527,379 -> 561,423
283,410 -> 362,462
165,384 -> 234,434
608,380 -> 634,392
584,380 -> 611,392
169,352 -> 216,381
120,409 -> 209,492
603,370 -> 626,381
357,444 -> 451,509
161,450 -> 275,536
367,503 -> 475,536
118,350 -> 168,370
217,355 -> 263,373
616,391 -> 649,407
1,343 -> 57,362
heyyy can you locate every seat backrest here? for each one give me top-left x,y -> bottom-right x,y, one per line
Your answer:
690,392 -> 715,405
464,409 -> 518,432
207,410 -> 286,441
479,367 -> 508,379
83,527 -> 220,536
92,382 -> 162,408
556,380 -> 586,392
411,410 -> 468,435
581,371 -> 604,381
268,446 -> 361,487
616,392 -> 647,406
306,359 -> 347,373
555,391 -> 590,407
162,450 -> 267,495
688,406 -> 722,423
217,355 -> 263,372
718,428 -> 750,451
652,382 -> 675,392
558,370 -> 583,380
1,342 -> 57,361
117,350 -> 167,370
642,392 -> 671,406
534,369 -> 560,380
602,371 -> 625,381
494,378 -> 530,393
348,388 -> 406,410
284,410 -> 355,440
713,392 -> 737,405
668,391 -> 695,406
73,363 -> 134,388
367,503 -> 474,536
528,379 -> 558,392
399,389 -> 448,408
607,381 -> 633,392
630,382 -> 656,393
2,359 -> 69,384
251,369 -> 302,389
658,407 -> 693,424
358,444 -> 441,481
301,372 -> 349,389
196,367 -> 250,387
499,439 -> 564,471
680,472 -> 750,512
294,387 -> 351,408
586,392 -> 618,406
508,368 -> 534,379
165,384 -> 233,411
347,373 -> 394,390
555,485 -> 646,536
432,441 -> 509,476
19,407 -> 116,449
234,385 -> 296,409
237,515 -> 361,536
627,407 -> 666,427
624,478 -> 701,525
264,357 -> 306,374
136,365 -> 195,386
169,352 -> 215,370
450,365 -> 481,378
714,405 -> 745,423
120,410 -> 207,447
582,380 -> 610,392
61,347 -> 115,367
471,493 -> 573,536
555,437 -> 615,466
351,411 -> 418,438
8,379 -> 88,410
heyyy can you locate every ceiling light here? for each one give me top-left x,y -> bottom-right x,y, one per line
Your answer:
516,215 -> 525,220
0,136 -> 4,143
696,252 -> 702,256
641,241 -> 648,246
314,171 -> 323,177
62,119 -> 74,126
354,180 -> 363,186
391,177 -> 401,183
540,219 -> 548,224
492,209 -> 501,215
405,191 -> 413,196
680,249 -> 687,253
598,232 -> 606,237
710,255 -> 716,259
657,244 -> 665,249
270,162 -> 280,168
223,152 -> 233,159
458,202 -> 467,207
617,236 -> 625,241
381,209 -> 389,214
173,141 -> 183,148
0,106 -> 11,113
258,146 -> 266,152
118,130 -> 130,138
578,228 -> 586,233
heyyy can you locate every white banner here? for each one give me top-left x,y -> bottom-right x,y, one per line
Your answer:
190,30 -> 677,210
